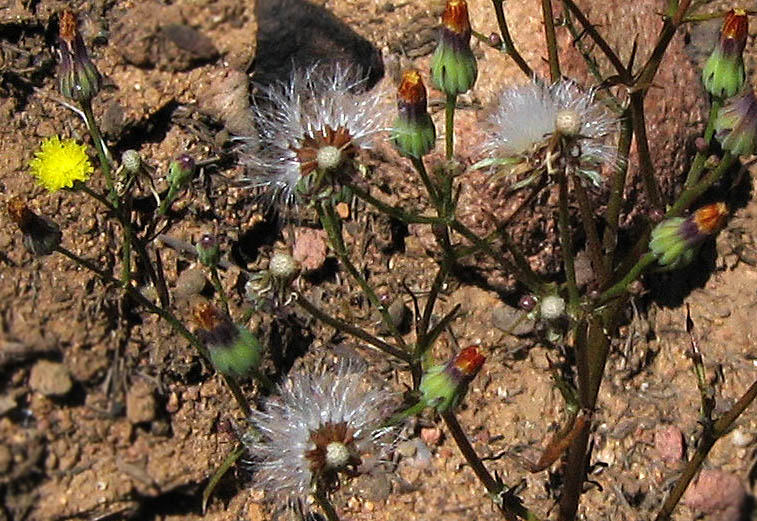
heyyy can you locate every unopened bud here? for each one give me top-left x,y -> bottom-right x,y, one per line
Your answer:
58,11 -> 101,103
702,9 -> 748,99
419,346 -> 485,412
193,303 -> 262,379
393,70 -> 436,158
649,202 -> 728,268
196,234 -> 221,268
431,0 -> 478,96
714,88 -> 757,157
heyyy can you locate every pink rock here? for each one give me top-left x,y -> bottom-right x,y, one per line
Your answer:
684,469 -> 747,520
420,427 -> 442,446
654,425 -> 684,464
292,228 -> 328,273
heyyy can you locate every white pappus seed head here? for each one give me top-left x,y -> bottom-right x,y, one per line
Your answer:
241,64 -> 391,210
243,359 -> 395,506
481,79 -> 619,175
269,251 -> 299,280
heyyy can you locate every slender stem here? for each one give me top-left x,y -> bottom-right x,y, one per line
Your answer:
210,267 -> 230,316
629,92 -> 662,211
54,245 -> 252,416
635,0 -> 692,92
601,108 -> 633,278
347,182 -> 441,225
571,173 -> 609,283
445,94 -> 456,160
491,0 -> 533,78
655,376 -> 757,521
317,201 -> 409,352
314,484 -> 341,521
560,0 -> 629,80
557,172 -> 579,307
294,291 -> 412,363
541,0 -> 561,82
81,100 -> 115,202
411,157 -> 441,207
684,100 -> 721,189
597,252 -> 655,304
666,152 -> 735,218
442,410 -> 542,521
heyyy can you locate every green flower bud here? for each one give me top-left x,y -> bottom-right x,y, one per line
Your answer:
649,202 -> 728,268
193,303 -> 263,379
196,233 -> 221,268
714,89 -> 757,157
159,154 -> 195,214
58,11 -> 101,103
431,0 -> 478,96
419,346 -> 485,412
392,70 -> 436,158
702,9 -> 748,99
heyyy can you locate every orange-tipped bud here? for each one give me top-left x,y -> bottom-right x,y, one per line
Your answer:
441,0 -> 472,38
702,9 -> 748,98
393,70 -> 436,158
431,0 -> 477,96
420,346 -> 486,412
650,202 -> 728,268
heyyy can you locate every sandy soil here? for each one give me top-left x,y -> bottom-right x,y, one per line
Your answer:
1,1 -> 756,521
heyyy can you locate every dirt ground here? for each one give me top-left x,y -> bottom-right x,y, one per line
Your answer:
1,1 -> 757,520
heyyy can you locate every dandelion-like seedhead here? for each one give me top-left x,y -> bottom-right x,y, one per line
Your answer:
28,136 -> 93,192
242,64 -> 390,211
244,359 -> 395,506
481,80 -> 619,182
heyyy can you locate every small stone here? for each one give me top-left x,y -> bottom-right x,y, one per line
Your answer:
292,228 -> 328,272
411,438 -> 433,468
165,391 -> 180,414
396,440 -> 417,459
174,268 -> 207,299
654,425 -> 684,464
29,360 -> 72,397
126,380 -> 157,424
0,395 -> 17,416
491,304 -> 535,336
730,428 -> 754,448
420,427 -> 442,446
684,469 -> 747,519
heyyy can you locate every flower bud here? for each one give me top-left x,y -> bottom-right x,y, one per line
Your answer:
393,70 -> 436,158
196,234 -> 221,268
714,88 -> 757,157
419,346 -> 485,412
193,303 -> 263,379
159,154 -> 196,214
7,197 -> 62,257
57,11 -> 101,103
702,9 -> 748,99
649,202 -> 728,268
431,0 -> 478,96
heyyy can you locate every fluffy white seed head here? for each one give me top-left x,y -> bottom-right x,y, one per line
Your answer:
244,359 -> 395,506
269,251 -> 299,280
316,145 -> 342,171
481,80 -> 619,175
241,64 -> 391,210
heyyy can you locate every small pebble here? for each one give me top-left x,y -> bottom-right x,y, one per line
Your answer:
491,304 -> 535,336
292,228 -> 328,272
396,440 -> 417,459
29,360 -> 72,397
730,428 -> 754,448
174,268 -> 207,299
654,425 -> 684,464
126,380 -> 157,424
684,469 -> 747,520
420,426 -> 442,446
411,438 -> 433,468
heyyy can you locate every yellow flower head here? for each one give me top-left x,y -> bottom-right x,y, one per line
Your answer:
28,136 -> 93,192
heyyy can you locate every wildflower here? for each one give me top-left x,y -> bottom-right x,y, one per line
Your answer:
702,9 -> 748,99
419,346 -> 485,413
57,10 -> 101,103
28,136 -> 93,192
7,197 -> 62,256
431,0 -> 478,96
244,359 -> 395,506
242,64 -> 389,210
480,80 -> 618,184
193,303 -> 263,379
392,70 -> 436,158
714,88 -> 757,157
649,202 -> 728,268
